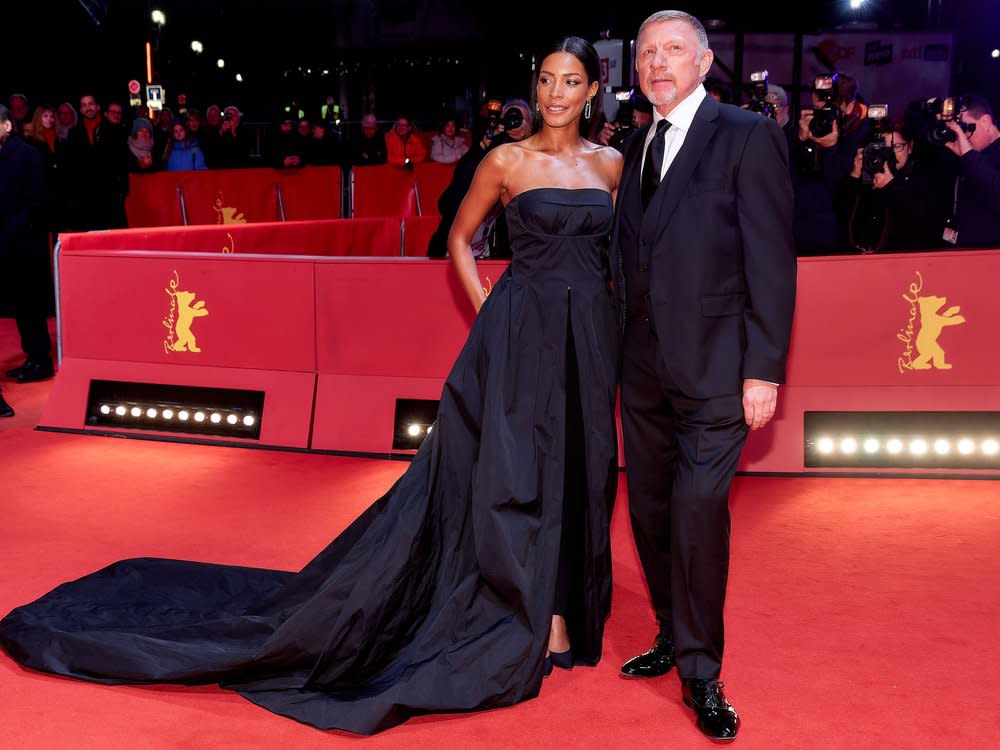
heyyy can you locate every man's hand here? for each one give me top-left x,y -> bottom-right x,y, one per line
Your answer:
742,379 -> 778,430
943,120 -> 974,157
813,119 -> 839,149
797,109 -> 814,142
872,159 -> 894,189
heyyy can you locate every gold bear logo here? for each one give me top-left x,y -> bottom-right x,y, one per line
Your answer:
170,290 -> 209,352
163,271 -> 209,354
898,271 -> 966,372
911,295 -> 965,370
213,194 -> 246,225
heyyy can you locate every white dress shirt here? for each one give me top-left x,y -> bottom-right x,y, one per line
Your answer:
641,84 -> 707,182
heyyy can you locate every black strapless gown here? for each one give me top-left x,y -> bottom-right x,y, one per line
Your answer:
0,188 -> 620,734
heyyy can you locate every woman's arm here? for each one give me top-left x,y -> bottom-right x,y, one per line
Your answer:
447,146 -> 512,312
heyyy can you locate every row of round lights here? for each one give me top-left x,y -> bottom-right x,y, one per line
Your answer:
99,404 -> 255,427
405,422 -> 433,437
815,436 -> 999,457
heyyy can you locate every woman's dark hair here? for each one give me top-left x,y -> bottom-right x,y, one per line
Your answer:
542,35 -> 604,128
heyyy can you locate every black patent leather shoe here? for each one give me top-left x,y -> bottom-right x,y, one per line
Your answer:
5,362 -> 27,378
681,678 -> 740,742
0,392 -> 13,418
14,359 -> 55,383
620,636 -> 675,678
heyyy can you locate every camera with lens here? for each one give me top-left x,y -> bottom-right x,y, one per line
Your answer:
501,107 -> 523,131
746,70 -> 776,120
809,74 -> 841,139
860,104 -> 893,185
921,96 -> 975,146
609,123 -> 634,150
484,99 -> 524,141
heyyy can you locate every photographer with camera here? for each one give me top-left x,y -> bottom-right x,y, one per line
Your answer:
766,84 -> 792,131
739,72 -> 792,141
745,70 -> 777,120
935,93 -> 1000,248
597,89 -> 653,153
789,72 -> 872,255
425,98 -> 534,258
837,111 -> 945,252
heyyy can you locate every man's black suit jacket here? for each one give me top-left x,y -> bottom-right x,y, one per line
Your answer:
610,96 -> 797,399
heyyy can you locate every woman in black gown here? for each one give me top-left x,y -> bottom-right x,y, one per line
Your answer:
0,37 -> 624,735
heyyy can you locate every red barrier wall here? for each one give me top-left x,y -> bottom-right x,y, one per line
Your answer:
403,216 -> 442,257
58,218 -> 403,257
413,162 -> 455,216
311,259 -> 504,453
740,250 -> 1000,473
44,251 -> 320,448
125,166 -> 342,227
39,239 -> 1000,475
351,164 -> 419,218
350,163 -> 455,218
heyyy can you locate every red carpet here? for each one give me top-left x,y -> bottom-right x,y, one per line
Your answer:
2,318 -> 998,749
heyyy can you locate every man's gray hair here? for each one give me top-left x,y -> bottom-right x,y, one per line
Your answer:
638,10 -> 710,56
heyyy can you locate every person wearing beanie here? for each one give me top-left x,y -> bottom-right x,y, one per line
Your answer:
127,117 -> 158,172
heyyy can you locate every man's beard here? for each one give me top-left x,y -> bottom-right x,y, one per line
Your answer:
643,76 -> 678,109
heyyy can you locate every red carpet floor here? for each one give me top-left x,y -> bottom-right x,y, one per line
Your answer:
2,319 -> 998,749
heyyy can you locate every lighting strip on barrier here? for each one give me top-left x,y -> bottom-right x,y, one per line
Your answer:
393,398 -> 439,450
804,411 -> 1000,469
86,380 -> 264,440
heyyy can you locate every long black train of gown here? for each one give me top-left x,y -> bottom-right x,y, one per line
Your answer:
0,187 -> 620,735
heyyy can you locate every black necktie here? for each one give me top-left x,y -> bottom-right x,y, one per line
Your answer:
641,119 -> 671,211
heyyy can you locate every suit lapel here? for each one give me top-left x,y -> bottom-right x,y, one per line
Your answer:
641,96 -> 719,233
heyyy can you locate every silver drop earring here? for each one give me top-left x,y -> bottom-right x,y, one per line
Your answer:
584,98 -> 592,119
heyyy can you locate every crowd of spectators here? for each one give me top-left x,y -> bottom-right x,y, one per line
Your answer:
1,90 -> 479,238
2,80 -> 999,256
596,75 -> 1000,254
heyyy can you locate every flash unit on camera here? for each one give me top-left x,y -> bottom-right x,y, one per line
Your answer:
868,104 -> 888,120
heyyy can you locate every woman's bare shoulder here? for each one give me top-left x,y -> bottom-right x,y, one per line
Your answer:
489,140 -> 535,163
585,141 -> 624,186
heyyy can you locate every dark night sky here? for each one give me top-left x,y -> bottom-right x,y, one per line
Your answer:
5,1 -> 998,123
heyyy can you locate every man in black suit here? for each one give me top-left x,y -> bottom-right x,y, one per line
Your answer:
610,11 -> 796,742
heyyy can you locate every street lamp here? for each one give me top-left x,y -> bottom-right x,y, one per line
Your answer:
149,9 -> 166,85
